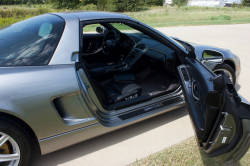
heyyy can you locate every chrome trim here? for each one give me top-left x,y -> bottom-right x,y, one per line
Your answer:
63,117 -> 96,125
220,125 -> 230,131
202,49 -> 224,64
39,123 -> 100,142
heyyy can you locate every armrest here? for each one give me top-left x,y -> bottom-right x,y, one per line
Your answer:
114,73 -> 135,83
89,67 -> 106,74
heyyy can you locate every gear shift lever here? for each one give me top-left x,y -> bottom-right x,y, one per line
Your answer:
118,55 -> 124,64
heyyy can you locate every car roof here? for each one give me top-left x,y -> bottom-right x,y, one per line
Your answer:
52,11 -> 130,21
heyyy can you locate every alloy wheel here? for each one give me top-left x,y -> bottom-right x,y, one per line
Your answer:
213,69 -> 234,84
0,132 -> 20,166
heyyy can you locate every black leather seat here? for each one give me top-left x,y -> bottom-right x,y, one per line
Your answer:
105,81 -> 142,103
92,79 -> 142,104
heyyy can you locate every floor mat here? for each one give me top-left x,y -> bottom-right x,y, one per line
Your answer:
135,68 -> 179,95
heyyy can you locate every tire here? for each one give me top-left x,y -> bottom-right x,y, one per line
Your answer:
213,63 -> 236,85
0,120 -> 31,166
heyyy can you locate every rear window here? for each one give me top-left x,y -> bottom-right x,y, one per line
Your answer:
0,14 -> 65,66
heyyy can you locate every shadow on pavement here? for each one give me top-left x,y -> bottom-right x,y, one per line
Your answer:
29,107 -> 188,166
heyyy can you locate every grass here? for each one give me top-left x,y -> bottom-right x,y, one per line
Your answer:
124,6 -> 250,28
1,6 -> 250,29
129,137 -> 250,166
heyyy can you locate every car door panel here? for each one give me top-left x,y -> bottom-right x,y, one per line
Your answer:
178,57 -> 219,142
82,34 -> 105,64
178,57 -> 250,163
82,34 -> 103,53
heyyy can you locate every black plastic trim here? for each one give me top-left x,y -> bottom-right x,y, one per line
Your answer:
118,97 -> 183,120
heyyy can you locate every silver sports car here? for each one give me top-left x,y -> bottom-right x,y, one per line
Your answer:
0,11 -> 248,166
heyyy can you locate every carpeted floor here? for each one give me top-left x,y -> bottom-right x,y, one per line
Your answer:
135,68 -> 179,95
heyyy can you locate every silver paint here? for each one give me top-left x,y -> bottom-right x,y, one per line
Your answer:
0,11 -> 242,158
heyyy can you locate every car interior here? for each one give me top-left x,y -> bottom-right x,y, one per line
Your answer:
81,22 -> 182,110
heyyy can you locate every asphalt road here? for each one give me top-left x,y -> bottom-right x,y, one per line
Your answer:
29,24 -> 250,166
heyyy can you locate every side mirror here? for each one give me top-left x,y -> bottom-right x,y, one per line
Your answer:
96,26 -> 106,34
202,50 -> 224,64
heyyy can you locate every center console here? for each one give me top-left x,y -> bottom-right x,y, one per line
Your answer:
124,43 -> 148,67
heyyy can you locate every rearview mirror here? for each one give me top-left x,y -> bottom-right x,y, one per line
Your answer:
96,26 -> 106,34
202,50 -> 224,64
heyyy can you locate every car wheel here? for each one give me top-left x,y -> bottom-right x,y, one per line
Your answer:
0,120 -> 31,166
213,63 -> 236,85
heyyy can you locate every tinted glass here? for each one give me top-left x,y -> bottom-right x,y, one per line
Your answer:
109,23 -> 143,35
0,14 -> 65,66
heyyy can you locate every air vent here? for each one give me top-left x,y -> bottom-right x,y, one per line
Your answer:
181,68 -> 189,81
167,58 -> 176,74
181,68 -> 187,74
136,44 -> 146,50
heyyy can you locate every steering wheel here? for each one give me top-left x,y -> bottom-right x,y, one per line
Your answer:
102,30 -> 118,55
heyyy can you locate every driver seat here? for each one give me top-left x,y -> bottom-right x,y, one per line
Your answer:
92,79 -> 142,104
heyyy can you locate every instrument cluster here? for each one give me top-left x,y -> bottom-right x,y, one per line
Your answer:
120,34 -> 135,50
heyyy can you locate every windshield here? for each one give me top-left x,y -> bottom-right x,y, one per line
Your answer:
0,14 -> 65,66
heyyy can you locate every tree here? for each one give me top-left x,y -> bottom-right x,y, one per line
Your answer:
106,0 -> 143,12
0,0 -> 44,5
172,0 -> 185,6
145,0 -> 163,6
243,0 -> 250,6
81,0 -> 98,5
52,0 -> 80,9
97,0 -> 107,11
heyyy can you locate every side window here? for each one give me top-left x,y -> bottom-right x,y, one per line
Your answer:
83,24 -> 103,34
39,23 -> 53,39
0,14 -> 65,66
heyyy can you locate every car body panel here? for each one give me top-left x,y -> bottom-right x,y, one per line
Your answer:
39,101 -> 185,154
0,65 -> 97,140
178,56 -> 250,163
170,38 -> 241,84
49,13 -> 80,65
70,11 -> 129,21
0,11 -> 243,159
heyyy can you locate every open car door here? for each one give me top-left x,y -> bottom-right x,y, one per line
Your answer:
177,50 -> 250,164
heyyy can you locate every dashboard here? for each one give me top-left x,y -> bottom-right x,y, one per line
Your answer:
118,33 -> 135,51
84,31 -> 178,77
117,32 -> 178,76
